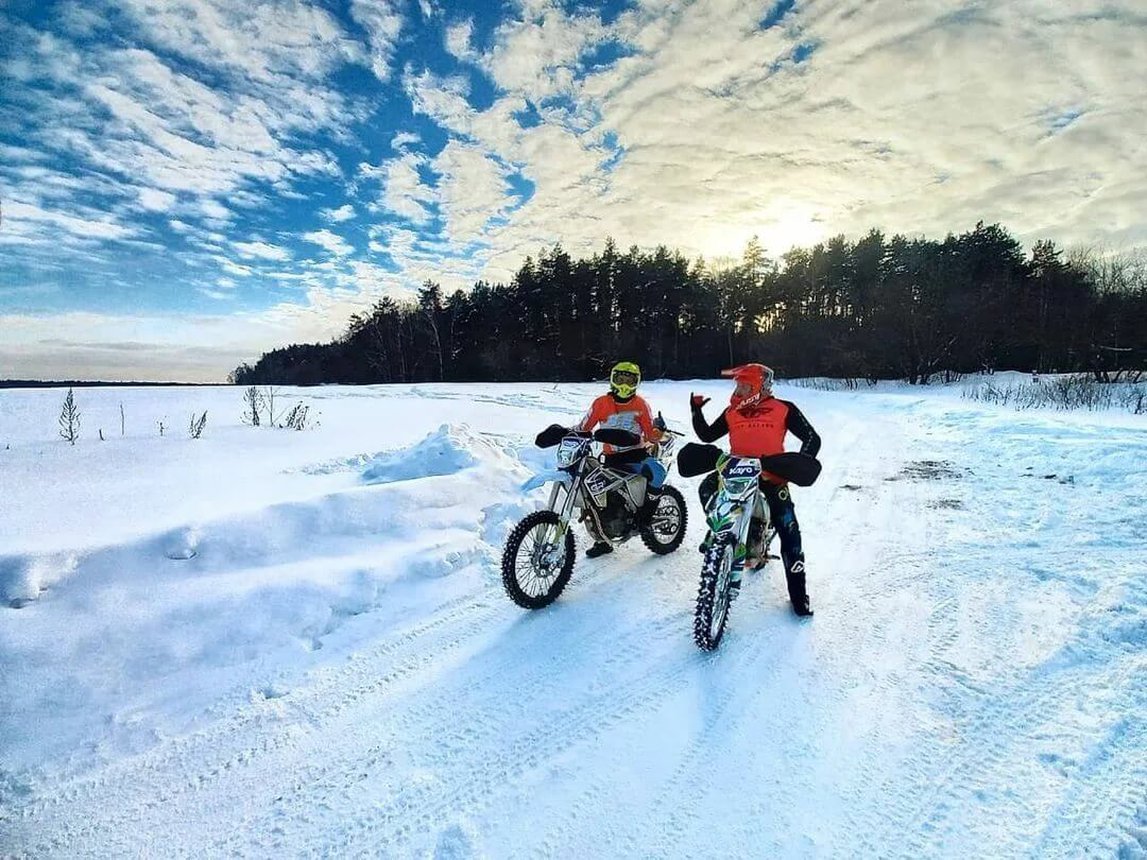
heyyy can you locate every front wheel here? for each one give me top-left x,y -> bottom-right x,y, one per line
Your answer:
639,485 -> 688,555
694,536 -> 736,650
501,510 -> 575,609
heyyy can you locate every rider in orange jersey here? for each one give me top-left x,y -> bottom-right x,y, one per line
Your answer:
691,363 -> 820,616
577,361 -> 666,558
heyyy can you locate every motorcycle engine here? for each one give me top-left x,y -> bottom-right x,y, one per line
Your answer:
599,495 -> 633,539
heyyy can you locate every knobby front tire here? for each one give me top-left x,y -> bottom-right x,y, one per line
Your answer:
501,510 -> 576,609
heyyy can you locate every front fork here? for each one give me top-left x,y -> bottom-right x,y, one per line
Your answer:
532,479 -> 579,566
707,493 -> 760,585
547,480 -> 579,533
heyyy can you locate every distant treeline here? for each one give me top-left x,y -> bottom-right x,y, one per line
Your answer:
0,380 -> 216,388
231,223 -> 1147,386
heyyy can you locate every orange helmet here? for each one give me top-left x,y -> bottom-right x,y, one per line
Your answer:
722,363 -> 774,412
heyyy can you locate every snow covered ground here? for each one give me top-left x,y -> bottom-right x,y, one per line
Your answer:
1,378 -> 1145,858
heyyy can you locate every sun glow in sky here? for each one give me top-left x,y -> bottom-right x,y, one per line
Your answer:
1,0 -> 1145,380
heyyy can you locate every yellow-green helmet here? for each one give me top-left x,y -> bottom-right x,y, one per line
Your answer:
609,361 -> 641,399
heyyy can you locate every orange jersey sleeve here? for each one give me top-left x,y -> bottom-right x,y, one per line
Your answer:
633,397 -> 658,442
576,395 -> 611,432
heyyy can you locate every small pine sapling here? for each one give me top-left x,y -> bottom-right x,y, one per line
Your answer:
58,387 -> 80,445
282,402 -> 311,430
242,386 -> 263,426
189,411 -> 208,439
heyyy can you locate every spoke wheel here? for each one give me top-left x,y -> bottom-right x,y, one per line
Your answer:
501,510 -> 576,609
639,485 -> 688,555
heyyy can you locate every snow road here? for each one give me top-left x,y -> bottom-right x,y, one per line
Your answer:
1,380 -> 1145,857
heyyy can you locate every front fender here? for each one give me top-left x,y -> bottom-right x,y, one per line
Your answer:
521,470 -> 573,493
707,499 -> 745,537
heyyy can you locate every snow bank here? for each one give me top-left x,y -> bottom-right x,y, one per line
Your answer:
0,419 -> 534,784
360,423 -> 502,484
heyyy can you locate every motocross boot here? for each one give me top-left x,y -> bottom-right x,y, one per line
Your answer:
787,560 -> 813,616
636,486 -> 663,526
585,541 -> 613,558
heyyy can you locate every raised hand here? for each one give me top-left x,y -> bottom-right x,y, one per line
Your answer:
690,393 -> 710,410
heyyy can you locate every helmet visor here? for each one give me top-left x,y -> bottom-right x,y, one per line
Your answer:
611,370 -> 639,387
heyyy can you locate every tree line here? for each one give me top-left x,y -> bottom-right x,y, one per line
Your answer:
230,223 -> 1147,386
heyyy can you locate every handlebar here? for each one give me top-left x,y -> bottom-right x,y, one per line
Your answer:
534,424 -> 641,449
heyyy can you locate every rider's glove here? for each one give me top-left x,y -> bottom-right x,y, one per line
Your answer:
690,393 -> 710,410
653,412 -> 667,432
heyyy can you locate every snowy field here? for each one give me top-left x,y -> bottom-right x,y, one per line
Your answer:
1,378 -> 1145,858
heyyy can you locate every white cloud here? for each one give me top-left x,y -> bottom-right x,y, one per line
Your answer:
445,19 -> 476,62
112,0 -> 362,84
362,151 -> 437,226
437,0 -> 1147,270
7,0 -> 1147,384
403,69 -> 475,137
303,229 -> 354,257
232,241 -> 291,262
0,144 -> 49,165
219,258 -> 255,277
1,199 -> 137,245
432,140 -> 515,240
137,187 -> 177,212
480,0 -> 613,104
322,204 -> 357,223
200,199 -> 231,221
9,19 -> 361,263
391,131 -> 421,151
350,0 -> 405,82
369,224 -> 420,258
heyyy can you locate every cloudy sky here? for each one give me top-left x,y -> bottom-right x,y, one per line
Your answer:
1,0 -> 1144,381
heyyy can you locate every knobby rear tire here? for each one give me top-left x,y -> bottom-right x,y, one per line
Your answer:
639,485 -> 688,556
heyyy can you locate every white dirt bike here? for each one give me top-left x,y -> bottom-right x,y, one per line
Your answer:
678,443 -> 821,650
501,423 -> 688,609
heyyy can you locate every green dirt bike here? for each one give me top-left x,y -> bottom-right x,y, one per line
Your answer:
678,444 -> 822,650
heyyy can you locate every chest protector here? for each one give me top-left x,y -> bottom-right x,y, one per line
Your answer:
726,398 -> 790,458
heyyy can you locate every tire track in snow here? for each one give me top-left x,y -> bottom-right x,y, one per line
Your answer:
208,581 -> 700,856
854,412 -> 1147,858
9,583 -> 512,856
1032,710 -> 1147,858
576,415 -> 914,859
16,544 -> 684,856
808,407 -> 977,857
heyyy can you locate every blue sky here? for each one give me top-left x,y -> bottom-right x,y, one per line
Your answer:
1,0 -> 1145,380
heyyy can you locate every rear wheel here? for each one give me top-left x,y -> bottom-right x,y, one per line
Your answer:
694,536 -> 736,650
501,510 -> 575,609
639,485 -> 688,555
